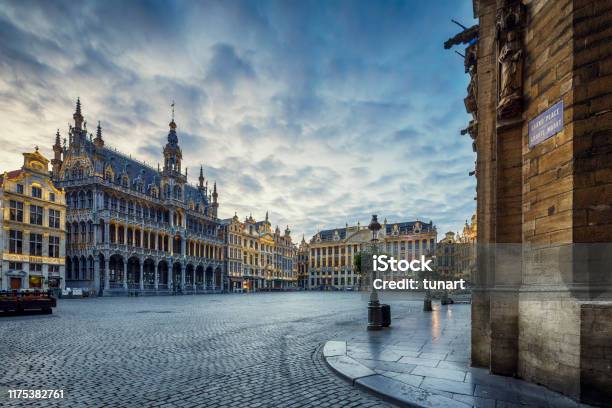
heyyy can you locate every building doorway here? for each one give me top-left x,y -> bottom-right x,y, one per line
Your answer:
10,277 -> 21,289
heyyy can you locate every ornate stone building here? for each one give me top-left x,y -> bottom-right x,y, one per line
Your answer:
435,231 -> 457,280
0,148 -> 66,291
447,0 -> 611,404
297,236 -> 309,289
308,219 -> 437,290
222,212 -> 297,292
455,214 -> 477,284
52,99 -> 224,295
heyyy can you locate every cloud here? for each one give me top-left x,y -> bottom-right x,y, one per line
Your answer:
0,0 -> 477,240
205,43 -> 256,92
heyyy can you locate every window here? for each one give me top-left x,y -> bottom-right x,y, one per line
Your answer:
9,200 -> 23,222
30,205 -> 43,225
31,186 -> 42,198
8,262 -> 23,271
49,209 -> 61,228
16,184 -> 24,194
30,233 -> 43,256
48,265 -> 60,274
49,192 -> 56,202
29,263 -> 43,272
9,230 -> 23,254
49,236 -> 60,258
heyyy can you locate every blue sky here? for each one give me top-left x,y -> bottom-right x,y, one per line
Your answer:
0,0 -> 476,240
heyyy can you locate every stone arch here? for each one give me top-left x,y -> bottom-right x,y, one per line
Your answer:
127,256 -> 140,288
87,255 -> 94,281
65,256 -> 73,280
173,234 -> 182,254
185,263 -> 195,286
109,254 -> 124,287
143,258 -> 155,287
98,253 -> 105,289
172,262 -> 182,290
79,221 -> 86,243
158,260 -> 169,289
79,255 -> 86,280
215,267 -> 222,290
196,264 -> 204,288
205,266 -> 213,289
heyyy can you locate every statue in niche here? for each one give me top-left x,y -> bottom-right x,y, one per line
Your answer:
497,31 -> 523,119
496,0 -> 525,120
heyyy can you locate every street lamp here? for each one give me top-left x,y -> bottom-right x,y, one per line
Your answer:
367,214 -> 383,330
423,250 -> 434,311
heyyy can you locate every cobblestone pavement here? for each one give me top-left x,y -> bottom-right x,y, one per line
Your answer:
1,292 -> 398,408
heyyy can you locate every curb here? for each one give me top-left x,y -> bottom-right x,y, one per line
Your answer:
322,341 -> 469,408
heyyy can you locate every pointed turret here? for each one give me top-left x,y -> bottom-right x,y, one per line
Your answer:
73,97 -> 83,129
163,103 -> 183,177
211,181 -> 219,218
51,129 -> 63,178
94,121 -> 104,149
285,225 -> 291,236
198,165 -> 205,189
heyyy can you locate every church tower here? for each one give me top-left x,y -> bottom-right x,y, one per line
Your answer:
51,129 -> 63,177
161,104 -> 186,201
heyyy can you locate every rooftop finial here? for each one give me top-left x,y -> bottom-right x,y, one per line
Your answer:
76,97 -> 81,115
168,100 -> 177,131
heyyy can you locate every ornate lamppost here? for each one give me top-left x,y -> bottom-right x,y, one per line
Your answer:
423,249 -> 434,311
367,214 -> 383,330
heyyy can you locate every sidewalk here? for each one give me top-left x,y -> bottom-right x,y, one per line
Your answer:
323,302 -> 588,408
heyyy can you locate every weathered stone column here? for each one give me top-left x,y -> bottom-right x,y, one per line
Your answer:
167,263 -> 173,290
180,263 -> 185,289
93,256 -> 100,294
104,257 -> 110,290
139,260 -> 144,291
122,260 -> 127,290
154,262 -> 159,290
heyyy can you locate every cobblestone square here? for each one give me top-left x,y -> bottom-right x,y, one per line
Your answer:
1,292 -> 398,408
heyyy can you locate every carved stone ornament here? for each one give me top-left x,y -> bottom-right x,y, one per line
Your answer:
496,0 -> 525,120
465,69 -> 478,116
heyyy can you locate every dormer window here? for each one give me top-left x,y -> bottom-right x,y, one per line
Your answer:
121,176 -> 129,187
31,186 -> 42,199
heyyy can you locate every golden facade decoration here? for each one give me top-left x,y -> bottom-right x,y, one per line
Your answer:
1,148 -> 66,291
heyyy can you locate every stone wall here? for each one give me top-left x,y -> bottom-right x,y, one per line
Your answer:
469,0 -> 612,404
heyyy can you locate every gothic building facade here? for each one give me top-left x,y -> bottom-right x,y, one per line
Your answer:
52,99 -> 225,295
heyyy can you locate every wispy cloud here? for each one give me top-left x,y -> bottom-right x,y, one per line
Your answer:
0,0 -> 476,239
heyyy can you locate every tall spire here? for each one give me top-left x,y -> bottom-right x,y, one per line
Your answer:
198,165 -> 204,189
265,211 -> 269,222
73,97 -> 83,129
51,129 -> 63,178
94,121 -> 104,148
54,129 -> 61,147
211,181 -> 218,218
